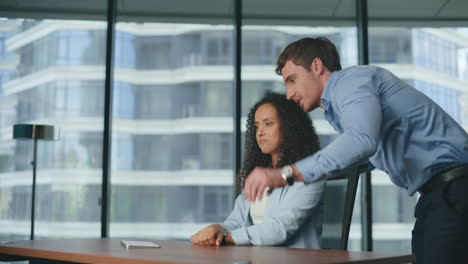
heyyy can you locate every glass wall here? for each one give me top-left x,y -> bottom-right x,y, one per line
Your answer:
0,19 -> 105,240
0,0 -> 467,256
241,0 -> 360,250
367,26 -> 468,254
109,1 -> 235,238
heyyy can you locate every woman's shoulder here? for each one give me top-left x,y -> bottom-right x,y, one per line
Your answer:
274,178 -> 326,198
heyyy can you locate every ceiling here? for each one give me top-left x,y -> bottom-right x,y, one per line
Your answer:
0,0 -> 467,26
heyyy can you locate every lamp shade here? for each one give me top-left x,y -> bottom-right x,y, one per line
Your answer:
13,124 -> 59,141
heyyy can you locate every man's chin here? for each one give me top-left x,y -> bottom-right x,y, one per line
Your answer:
304,105 -> 315,112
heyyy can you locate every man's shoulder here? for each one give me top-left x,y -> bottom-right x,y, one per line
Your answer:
329,65 -> 387,102
332,65 -> 390,87
331,66 -> 371,87
339,65 -> 384,76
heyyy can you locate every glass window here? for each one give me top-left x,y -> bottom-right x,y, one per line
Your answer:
0,19 -> 105,240
369,25 -> 468,254
110,20 -> 234,238
241,0 -> 358,250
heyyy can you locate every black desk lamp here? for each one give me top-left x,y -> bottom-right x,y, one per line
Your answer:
13,124 -> 59,240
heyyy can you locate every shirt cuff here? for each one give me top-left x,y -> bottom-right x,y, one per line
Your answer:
230,227 -> 250,246
295,159 -> 316,184
220,223 -> 231,232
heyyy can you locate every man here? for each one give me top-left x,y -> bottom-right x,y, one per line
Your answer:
243,37 -> 468,263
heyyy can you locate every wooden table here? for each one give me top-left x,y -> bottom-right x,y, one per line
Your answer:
0,238 -> 415,264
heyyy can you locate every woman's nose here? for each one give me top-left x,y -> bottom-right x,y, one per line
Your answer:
257,127 -> 264,136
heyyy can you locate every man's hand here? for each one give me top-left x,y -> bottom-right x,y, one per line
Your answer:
190,224 -> 225,246
244,167 -> 286,202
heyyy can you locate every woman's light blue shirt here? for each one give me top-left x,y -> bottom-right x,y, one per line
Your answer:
222,179 -> 325,248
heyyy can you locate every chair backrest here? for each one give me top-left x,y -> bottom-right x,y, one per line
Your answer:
321,165 -> 361,250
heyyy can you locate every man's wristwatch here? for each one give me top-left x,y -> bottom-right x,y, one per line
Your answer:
281,165 -> 294,186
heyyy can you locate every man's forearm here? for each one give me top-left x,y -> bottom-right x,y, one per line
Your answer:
291,164 -> 304,182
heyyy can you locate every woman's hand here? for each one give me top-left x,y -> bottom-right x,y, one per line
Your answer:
190,224 -> 225,246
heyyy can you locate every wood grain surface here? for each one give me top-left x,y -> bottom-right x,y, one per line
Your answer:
0,238 -> 415,264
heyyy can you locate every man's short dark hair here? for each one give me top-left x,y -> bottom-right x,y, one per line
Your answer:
276,37 -> 342,75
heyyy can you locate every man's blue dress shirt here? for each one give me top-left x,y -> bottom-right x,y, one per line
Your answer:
296,65 -> 468,195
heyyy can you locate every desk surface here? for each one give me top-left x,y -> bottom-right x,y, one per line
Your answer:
0,238 -> 415,264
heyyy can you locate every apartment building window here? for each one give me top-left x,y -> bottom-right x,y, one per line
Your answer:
176,83 -> 200,118
6,186 -> 30,220
111,134 -> 133,170
202,32 -> 232,65
136,85 -> 172,119
133,135 -> 171,171
174,34 -> 201,67
369,29 -> 412,64
115,32 -> 136,69
200,133 -> 232,169
202,186 -> 231,222
57,30 -> 106,66
54,81 -> 104,118
113,82 -> 134,119
136,37 -> 171,70
202,81 -> 232,117
243,31 -> 288,65
412,30 -> 458,77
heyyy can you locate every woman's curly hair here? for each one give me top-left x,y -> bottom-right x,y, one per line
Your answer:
240,92 -> 320,186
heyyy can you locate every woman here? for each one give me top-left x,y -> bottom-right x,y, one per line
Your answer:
190,92 -> 325,248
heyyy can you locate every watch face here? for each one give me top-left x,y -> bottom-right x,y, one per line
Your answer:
282,165 -> 293,177
282,165 -> 294,185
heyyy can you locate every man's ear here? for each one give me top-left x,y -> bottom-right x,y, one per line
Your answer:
311,58 -> 324,75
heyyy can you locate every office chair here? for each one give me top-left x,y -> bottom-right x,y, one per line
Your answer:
321,165 -> 361,250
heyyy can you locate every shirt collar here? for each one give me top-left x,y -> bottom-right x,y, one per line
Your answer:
320,70 -> 339,110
